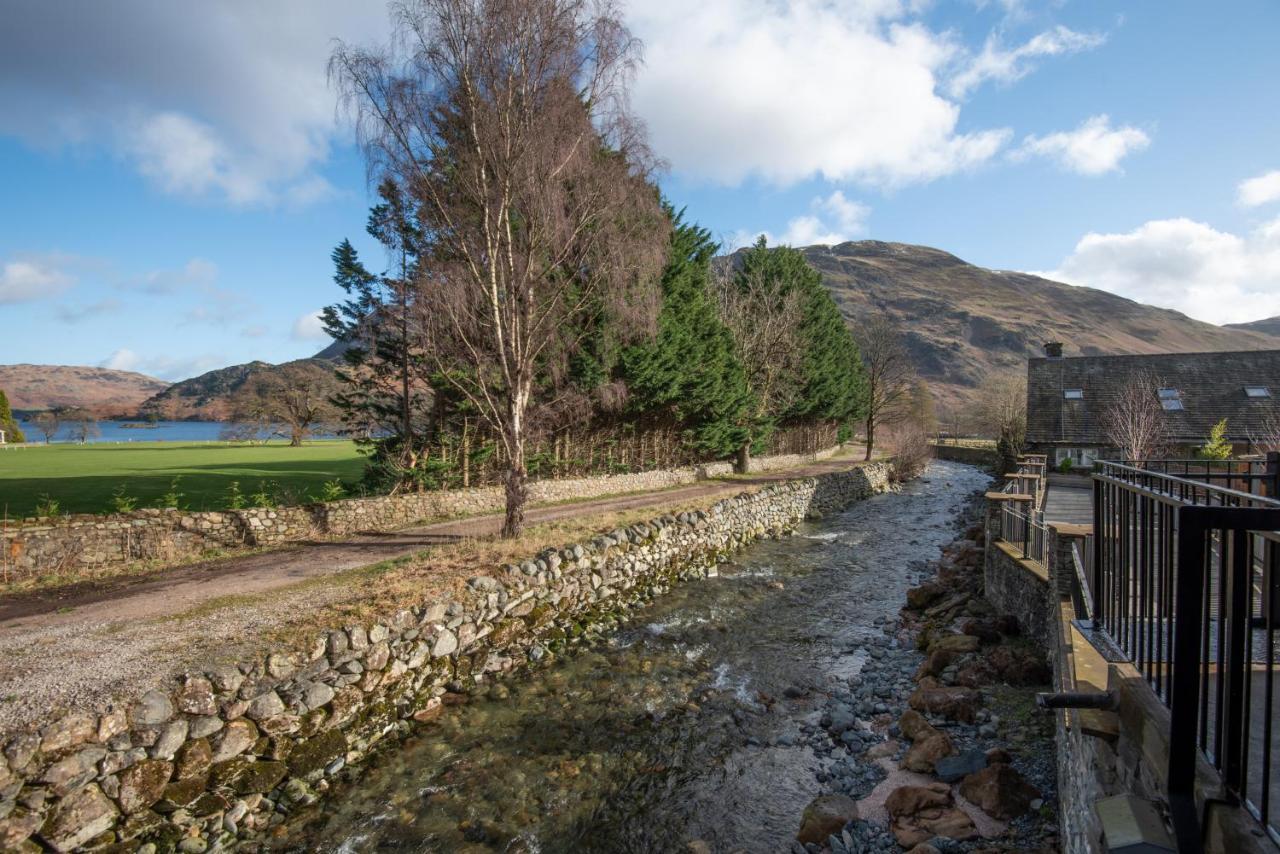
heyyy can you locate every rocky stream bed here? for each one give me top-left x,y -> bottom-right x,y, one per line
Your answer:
270,459 -> 1058,853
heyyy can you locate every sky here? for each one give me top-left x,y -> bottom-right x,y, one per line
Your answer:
2,0 -> 1280,382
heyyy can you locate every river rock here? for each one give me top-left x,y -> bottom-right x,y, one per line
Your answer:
934,749 -> 988,783
797,794 -> 859,844
959,763 -> 1040,820
897,710 -> 934,742
908,684 -> 980,723
885,783 -> 978,849
929,634 -> 980,655
901,732 -> 955,773
39,783 -> 118,851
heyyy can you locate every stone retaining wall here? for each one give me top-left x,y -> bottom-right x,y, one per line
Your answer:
930,444 -> 998,468
1,447 -> 842,580
0,462 -> 890,852
980,504 -> 1052,648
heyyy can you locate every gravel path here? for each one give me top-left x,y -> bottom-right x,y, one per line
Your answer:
0,458 -> 866,735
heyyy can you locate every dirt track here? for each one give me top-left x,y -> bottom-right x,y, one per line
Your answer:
0,457 -> 870,732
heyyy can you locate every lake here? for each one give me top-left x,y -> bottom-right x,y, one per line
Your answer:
11,418 -> 342,444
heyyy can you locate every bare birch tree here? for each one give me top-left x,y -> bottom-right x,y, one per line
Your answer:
1101,370 -> 1169,462
332,0 -> 667,535
976,372 -> 1027,473
857,316 -> 915,460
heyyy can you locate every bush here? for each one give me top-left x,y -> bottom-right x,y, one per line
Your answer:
1057,457 -> 1074,473
225,481 -> 247,510
156,477 -> 184,510
317,479 -> 347,502
34,494 -> 60,518
886,425 -> 933,483
109,485 -> 138,513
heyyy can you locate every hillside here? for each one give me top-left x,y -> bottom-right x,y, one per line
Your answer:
1227,316 -> 1280,337
798,241 -> 1280,413
140,358 -> 343,421
0,365 -> 170,416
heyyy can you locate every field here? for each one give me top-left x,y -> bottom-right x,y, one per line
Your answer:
0,441 -> 365,518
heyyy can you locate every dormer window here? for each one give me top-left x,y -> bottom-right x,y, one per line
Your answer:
1245,386 -> 1272,398
1063,388 -> 1084,400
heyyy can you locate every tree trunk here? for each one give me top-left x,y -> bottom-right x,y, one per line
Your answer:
735,440 -> 751,474
502,453 -> 527,538
864,415 -> 874,461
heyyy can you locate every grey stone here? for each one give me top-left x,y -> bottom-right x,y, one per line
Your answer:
935,750 -> 988,783
246,691 -> 286,721
431,630 -> 458,658
38,783 -> 118,851
187,715 -> 223,739
130,690 -> 174,728
151,719 -> 189,760
302,682 -> 335,710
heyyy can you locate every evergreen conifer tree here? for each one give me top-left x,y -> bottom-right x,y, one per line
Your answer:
623,209 -> 752,457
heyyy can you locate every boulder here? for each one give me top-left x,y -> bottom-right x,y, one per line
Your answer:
929,634 -> 980,655
934,749 -> 988,783
39,712 -> 97,754
960,763 -> 1041,820
796,794 -> 859,844
905,582 -> 947,610
129,690 -> 174,728
176,677 -> 217,716
211,719 -> 259,763
901,732 -> 955,774
41,746 -> 106,796
908,685 -> 980,723
38,783 -> 118,852
117,759 -> 174,813
897,709 -> 933,742
885,782 -> 978,849
960,618 -> 1003,643
175,738 -> 213,780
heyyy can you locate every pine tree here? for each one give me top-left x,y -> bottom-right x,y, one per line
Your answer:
0,389 -> 25,444
623,209 -> 752,458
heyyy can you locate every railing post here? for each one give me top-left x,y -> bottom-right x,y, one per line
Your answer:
1220,528 -> 1251,798
1265,451 -> 1280,500
1168,508 -> 1208,854
1092,471 -> 1105,627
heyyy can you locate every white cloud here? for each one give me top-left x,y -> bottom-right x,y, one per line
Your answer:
1015,115 -> 1150,175
1038,217 -> 1280,325
947,25 -> 1105,98
0,2 -> 387,206
121,258 -> 218,295
98,348 -> 224,381
292,310 -> 328,341
1238,170 -> 1280,208
732,190 -> 871,249
629,0 -> 1014,188
0,255 -> 76,303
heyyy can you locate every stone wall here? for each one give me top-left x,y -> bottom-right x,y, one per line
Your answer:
0,462 -> 890,852
930,443 -> 997,468
980,502 -> 1051,648
1,447 -> 842,580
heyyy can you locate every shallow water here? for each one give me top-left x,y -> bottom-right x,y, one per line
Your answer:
284,460 -> 991,853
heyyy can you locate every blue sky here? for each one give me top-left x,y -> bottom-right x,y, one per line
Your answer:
3,0 -> 1280,381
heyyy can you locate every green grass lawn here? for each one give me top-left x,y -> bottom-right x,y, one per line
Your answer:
0,441 -> 366,518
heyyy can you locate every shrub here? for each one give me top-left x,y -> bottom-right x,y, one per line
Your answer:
1198,418 -> 1232,460
317,479 -> 347,502
109,485 -> 138,513
886,425 -> 933,483
34,494 -> 60,518
156,477 -> 184,510
1057,457 -> 1074,473
249,481 -> 277,509
225,481 -> 247,510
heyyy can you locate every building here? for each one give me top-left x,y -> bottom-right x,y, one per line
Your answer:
1025,343 -> 1280,466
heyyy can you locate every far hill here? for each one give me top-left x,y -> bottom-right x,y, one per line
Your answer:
139,358 -> 342,421
1227,316 -> 1280,337
796,241 -> 1280,413
0,364 -> 170,416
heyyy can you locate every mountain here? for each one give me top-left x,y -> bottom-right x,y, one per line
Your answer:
139,358 -> 342,421
0,365 -> 170,416
798,241 -> 1280,413
1227,316 -> 1280,337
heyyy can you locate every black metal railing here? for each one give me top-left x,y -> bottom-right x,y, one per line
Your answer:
1091,460 -> 1280,851
1113,454 -> 1279,501
999,499 -> 1047,565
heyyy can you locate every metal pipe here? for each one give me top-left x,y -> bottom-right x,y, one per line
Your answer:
1035,691 -> 1119,711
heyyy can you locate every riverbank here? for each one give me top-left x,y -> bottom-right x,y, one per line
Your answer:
0,462 -> 892,852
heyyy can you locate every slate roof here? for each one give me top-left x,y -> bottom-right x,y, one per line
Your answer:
1026,349 -> 1280,445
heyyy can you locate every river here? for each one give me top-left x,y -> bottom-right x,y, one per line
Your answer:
279,460 -> 994,853
11,418 -> 342,444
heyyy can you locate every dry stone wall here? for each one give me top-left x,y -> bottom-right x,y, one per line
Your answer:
0,462 -> 890,852
1,448 -> 842,580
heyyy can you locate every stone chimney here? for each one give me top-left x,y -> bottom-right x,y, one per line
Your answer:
1043,342 -> 1064,359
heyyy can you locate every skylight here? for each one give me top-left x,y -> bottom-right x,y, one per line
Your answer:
1245,386 -> 1272,398
1063,388 -> 1084,400
1157,388 -> 1180,400
1161,399 -> 1185,411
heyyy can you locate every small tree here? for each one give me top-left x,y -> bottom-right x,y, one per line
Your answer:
1199,418 -> 1232,460
0,390 -> 25,444
32,411 -> 60,444
62,408 -> 100,444
976,373 -> 1027,474
857,316 -> 915,460
1101,370 -> 1168,462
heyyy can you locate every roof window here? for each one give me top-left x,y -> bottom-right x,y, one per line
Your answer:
1245,386 -> 1272,398
1161,399 -> 1185,411
1063,388 -> 1084,400
1157,388 -> 1180,400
